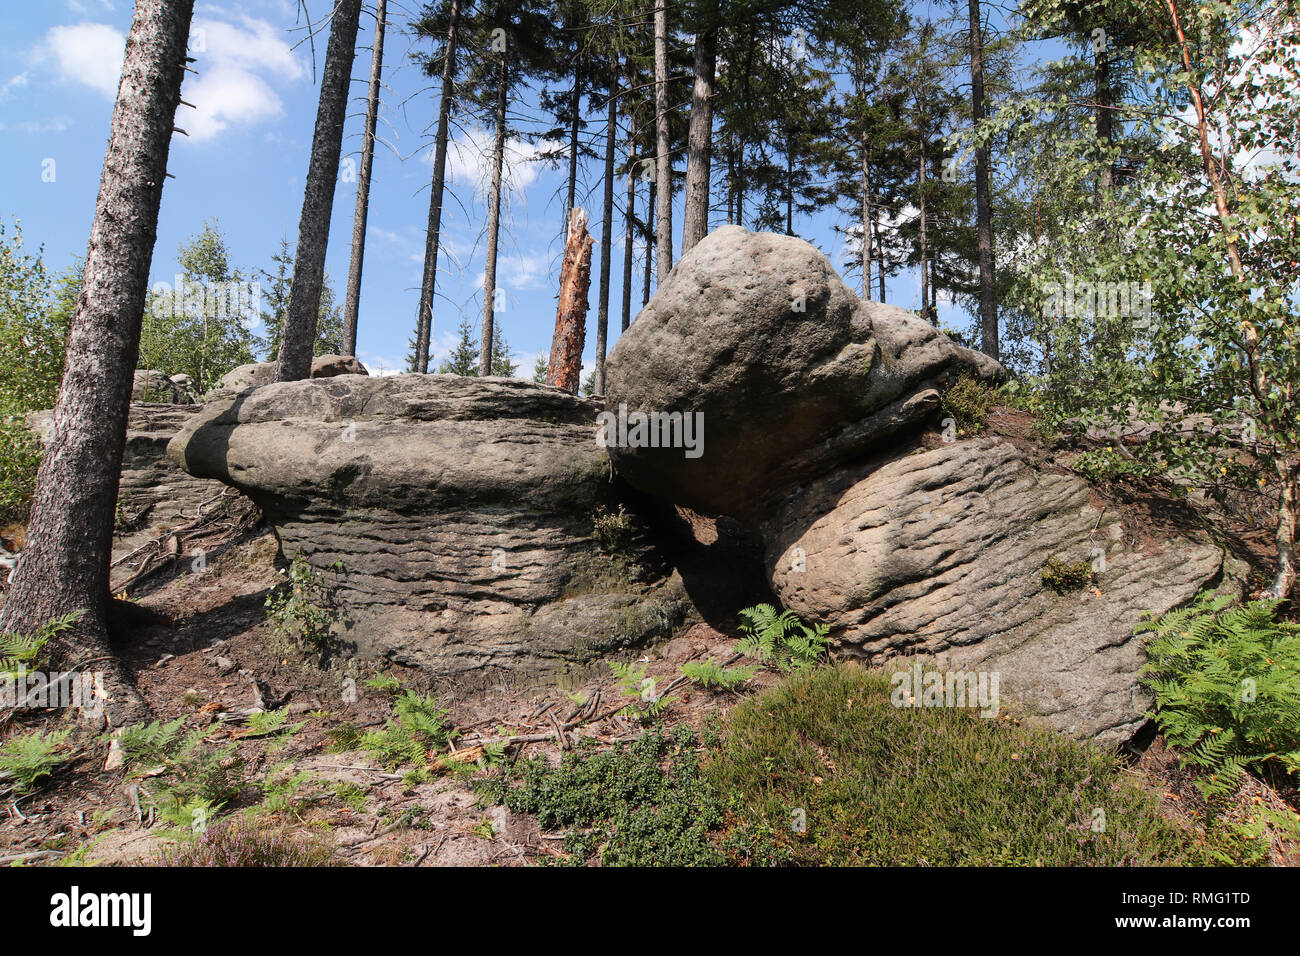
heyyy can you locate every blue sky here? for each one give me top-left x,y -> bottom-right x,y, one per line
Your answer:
0,0 -> 974,378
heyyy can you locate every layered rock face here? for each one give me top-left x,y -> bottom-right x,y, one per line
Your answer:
604,225 -> 1001,523
168,375 -> 692,677
763,439 -> 1227,743
30,403 -> 234,553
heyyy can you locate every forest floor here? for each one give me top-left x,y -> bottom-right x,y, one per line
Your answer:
1,406 -> 1297,866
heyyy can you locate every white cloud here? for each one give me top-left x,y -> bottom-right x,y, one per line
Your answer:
181,15 -> 306,142
1,73 -> 30,100
36,14 -> 303,143
439,128 -> 555,201
43,22 -> 125,98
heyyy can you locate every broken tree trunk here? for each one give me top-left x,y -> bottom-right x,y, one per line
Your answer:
547,208 -> 594,394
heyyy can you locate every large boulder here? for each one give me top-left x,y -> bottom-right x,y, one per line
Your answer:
133,369 -> 182,403
168,374 -> 694,678
215,362 -> 280,392
604,226 -> 1001,523
762,437 -> 1234,743
311,354 -> 369,378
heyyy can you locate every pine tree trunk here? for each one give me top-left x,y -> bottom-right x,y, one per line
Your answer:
643,179 -> 655,305
566,57 -> 582,227
478,53 -> 509,377
1096,39 -> 1113,192
621,139 -> 636,332
860,131 -> 871,297
653,0 -> 672,283
0,0 -> 195,727
681,25 -> 716,254
278,0 -> 363,381
413,0 -> 461,374
968,0 -> 997,360
918,141 -> 931,323
342,0 -> 387,357
548,208 -> 594,393
595,57 -> 618,395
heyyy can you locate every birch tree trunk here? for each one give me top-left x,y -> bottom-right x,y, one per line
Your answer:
342,0 -> 387,357
278,0 -> 363,381
0,0 -> 195,727
413,0 -> 461,373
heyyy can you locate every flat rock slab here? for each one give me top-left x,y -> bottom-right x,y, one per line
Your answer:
169,374 -> 693,678
763,438 -> 1230,743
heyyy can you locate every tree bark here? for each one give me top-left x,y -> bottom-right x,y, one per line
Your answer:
278,0 -> 363,381
548,208 -> 594,393
595,57 -> 618,395
643,178 -> 655,305
653,0 -> 673,283
968,0 -> 997,360
859,130 -> 871,297
342,0 -> 387,357
622,142 -> 636,332
413,0 -> 461,374
918,139 -> 932,323
681,25 -> 716,254
0,0 -> 195,727
478,52 -> 509,376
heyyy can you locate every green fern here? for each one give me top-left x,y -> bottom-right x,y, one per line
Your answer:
1139,592 -> 1300,800
0,612 -> 81,679
0,729 -> 72,795
682,659 -> 759,690
736,604 -> 830,672
360,691 -> 456,770
609,661 -> 675,720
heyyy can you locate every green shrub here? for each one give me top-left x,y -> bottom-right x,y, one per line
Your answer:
264,553 -> 338,654
736,604 -> 829,672
939,375 -> 997,437
478,727 -> 725,866
1139,593 -> 1300,800
1072,446 -> 1159,483
1040,555 -> 1095,593
706,665 -> 1246,865
592,505 -> 634,552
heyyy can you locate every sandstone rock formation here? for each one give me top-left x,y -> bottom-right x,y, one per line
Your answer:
214,362 -> 280,392
763,437 -> 1233,744
311,354 -> 369,378
132,369 -> 182,403
213,355 -> 370,394
30,403 -> 241,568
169,374 -> 693,678
604,226 -> 1001,523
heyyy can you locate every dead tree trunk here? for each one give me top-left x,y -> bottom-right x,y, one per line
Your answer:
278,0 -> 363,381
413,0 -> 462,373
0,0 -> 195,727
478,51 -> 509,376
548,208 -> 594,393
342,0 -> 387,357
